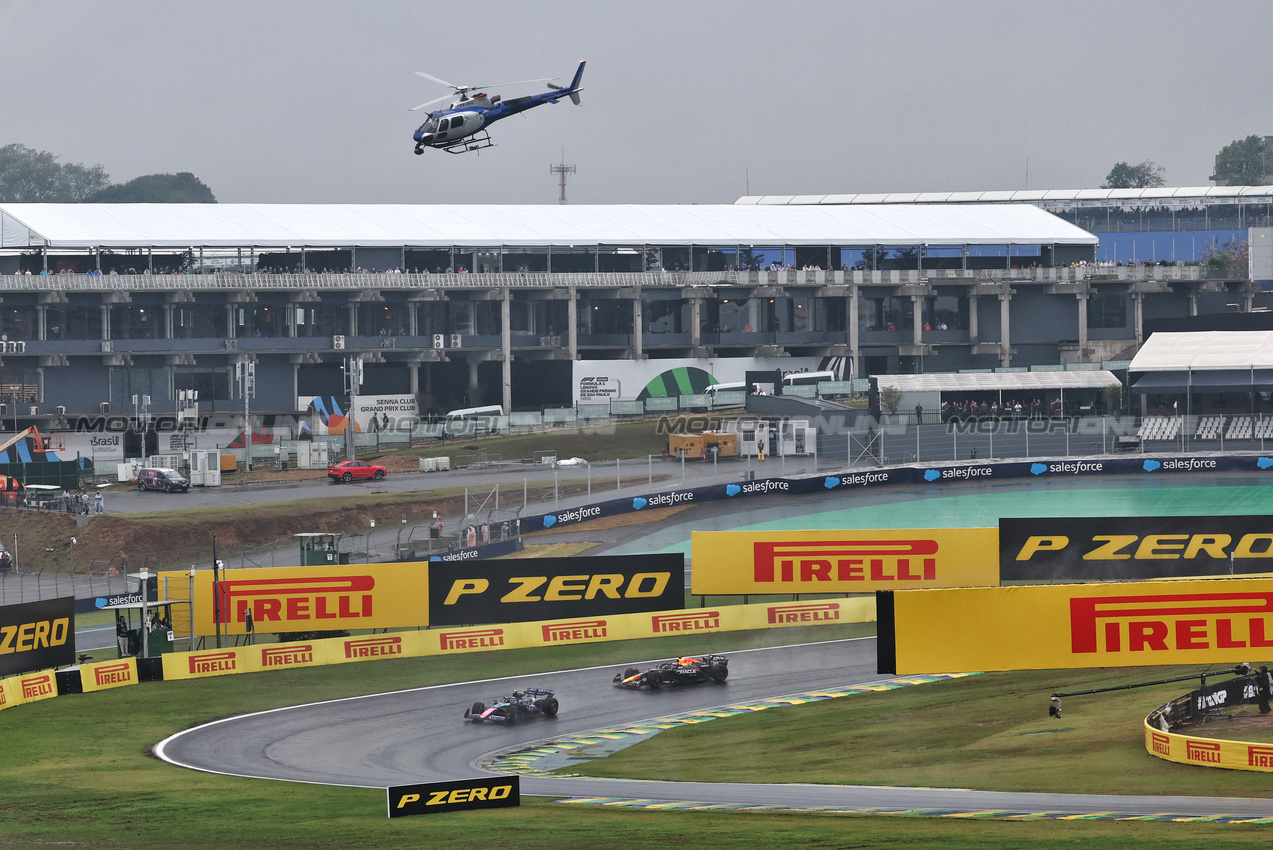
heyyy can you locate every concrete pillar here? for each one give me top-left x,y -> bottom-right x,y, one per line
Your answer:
968,293 -> 979,343
1076,292 -> 1089,355
632,291 -> 643,359
911,293 -> 923,347
690,296 -> 702,349
501,291 -> 512,415
848,284 -> 859,367
998,291 -> 1011,367
164,305 -> 174,340
225,304 -> 235,339
36,305 -> 46,341
408,302 -> 418,336
1188,290 -> 1198,317
409,362 -> 419,396
1133,292 -> 1144,346
468,359 -> 479,390
101,305 -> 110,341
347,303 -> 357,337
567,287 -> 578,359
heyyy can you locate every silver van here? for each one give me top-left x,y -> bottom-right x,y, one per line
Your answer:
138,467 -> 189,493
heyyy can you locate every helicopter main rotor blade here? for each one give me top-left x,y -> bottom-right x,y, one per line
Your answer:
415,70 -> 461,89
464,76 -> 555,90
409,93 -> 454,112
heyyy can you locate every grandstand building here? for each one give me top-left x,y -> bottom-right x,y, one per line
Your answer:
0,202 -> 1264,424
738,185 -> 1273,265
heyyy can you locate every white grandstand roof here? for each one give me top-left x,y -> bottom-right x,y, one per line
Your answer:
737,186 -> 1273,207
876,371 -> 1121,393
0,202 -> 1097,250
1130,331 -> 1273,372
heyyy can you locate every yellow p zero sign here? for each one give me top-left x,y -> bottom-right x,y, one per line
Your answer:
186,563 -> 430,635
885,576 -> 1273,673
692,528 -> 999,594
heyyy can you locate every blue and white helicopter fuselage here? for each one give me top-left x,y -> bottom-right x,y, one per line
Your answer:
412,61 -> 585,155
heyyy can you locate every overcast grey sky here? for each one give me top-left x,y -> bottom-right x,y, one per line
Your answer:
2,0 -> 1269,205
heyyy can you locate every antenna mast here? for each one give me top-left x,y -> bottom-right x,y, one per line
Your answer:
550,154 -> 576,205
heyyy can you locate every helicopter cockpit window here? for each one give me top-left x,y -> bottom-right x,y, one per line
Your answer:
418,116 -> 440,134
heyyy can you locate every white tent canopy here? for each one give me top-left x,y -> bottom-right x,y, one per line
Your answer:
0,202 -> 1098,250
876,371 -> 1121,394
1130,331 -> 1273,372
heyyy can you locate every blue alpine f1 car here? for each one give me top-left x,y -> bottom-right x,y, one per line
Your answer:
464,688 -> 559,723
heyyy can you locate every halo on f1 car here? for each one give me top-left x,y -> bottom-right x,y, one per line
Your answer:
464,687 -> 559,723
613,654 -> 729,689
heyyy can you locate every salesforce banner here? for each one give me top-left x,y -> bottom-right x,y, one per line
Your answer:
521,454 -> 1272,533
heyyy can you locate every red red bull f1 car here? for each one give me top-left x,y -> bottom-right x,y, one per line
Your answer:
613,654 -> 729,689
464,688 -> 558,723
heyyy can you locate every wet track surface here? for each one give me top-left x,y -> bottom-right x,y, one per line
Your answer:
155,638 -> 1273,817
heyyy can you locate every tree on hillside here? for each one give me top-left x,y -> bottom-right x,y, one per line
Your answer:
1212,135 -> 1273,185
88,172 -> 217,203
0,143 -> 110,201
1102,160 -> 1166,189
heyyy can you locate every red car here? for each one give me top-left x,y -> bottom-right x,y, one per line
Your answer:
327,460 -> 387,483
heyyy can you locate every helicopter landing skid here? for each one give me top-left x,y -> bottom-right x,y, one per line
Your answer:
439,130 -> 494,154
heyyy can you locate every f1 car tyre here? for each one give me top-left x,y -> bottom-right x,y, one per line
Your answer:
623,667 -> 639,681
537,697 -> 559,718
471,701 -> 485,718
645,671 -> 663,689
709,664 -> 728,682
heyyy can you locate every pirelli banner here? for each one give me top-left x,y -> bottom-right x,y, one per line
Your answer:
160,597 -> 873,681
0,597 -> 75,677
879,576 -> 1273,674
179,563 -> 430,635
1002,515 -> 1273,581
692,529 -> 998,595
1144,723 -> 1273,773
427,554 -> 684,626
80,657 -> 138,693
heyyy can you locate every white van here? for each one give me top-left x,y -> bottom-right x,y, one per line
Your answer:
703,382 -> 751,409
444,405 -> 504,436
782,370 -> 837,388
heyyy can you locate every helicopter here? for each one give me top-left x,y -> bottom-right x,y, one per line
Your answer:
410,60 -> 586,155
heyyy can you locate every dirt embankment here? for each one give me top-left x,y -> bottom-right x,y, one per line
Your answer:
0,491 -> 469,574
0,463 -> 668,573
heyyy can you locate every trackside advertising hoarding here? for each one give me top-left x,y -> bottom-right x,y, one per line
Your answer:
0,597 -> 74,678
1144,723 -> 1273,773
428,554 -> 684,625
879,577 -> 1273,674
1001,515 -> 1273,581
79,657 -> 138,693
692,529 -> 998,594
183,564 -> 430,635
521,455 -> 1273,536
388,776 -> 519,818
157,598 -> 871,682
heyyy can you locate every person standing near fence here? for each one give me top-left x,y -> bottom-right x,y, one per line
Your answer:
94,491 -> 104,514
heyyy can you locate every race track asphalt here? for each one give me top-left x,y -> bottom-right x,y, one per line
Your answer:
154,637 -> 1273,818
